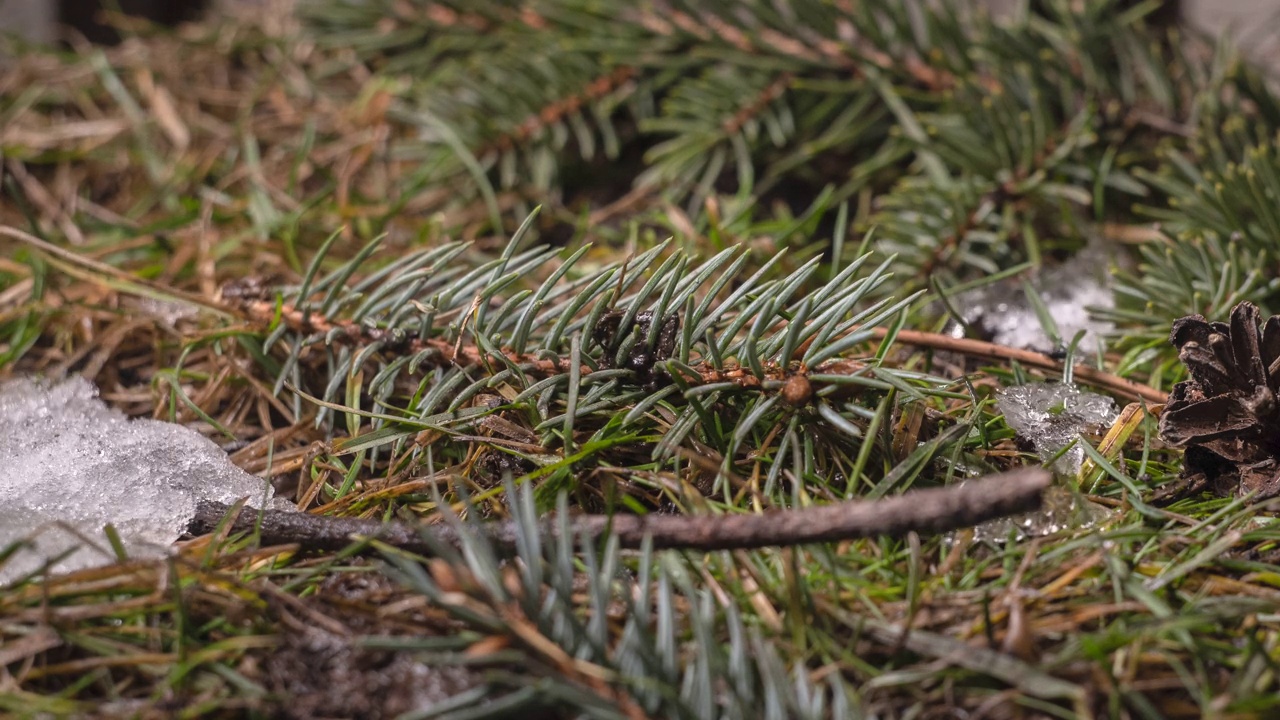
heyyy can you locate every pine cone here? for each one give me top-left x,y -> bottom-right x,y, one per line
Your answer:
1158,302 -> 1280,502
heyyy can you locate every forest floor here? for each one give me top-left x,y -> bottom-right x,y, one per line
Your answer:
3,4 -> 1280,720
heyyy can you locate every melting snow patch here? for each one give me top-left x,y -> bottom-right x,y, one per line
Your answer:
961,382 -> 1118,544
970,485 -> 1111,543
0,376 -> 283,584
955,244 -> 1115,354
996,382 -> 1118,475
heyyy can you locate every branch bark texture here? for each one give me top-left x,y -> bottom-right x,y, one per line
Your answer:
190,467 -> 1052,556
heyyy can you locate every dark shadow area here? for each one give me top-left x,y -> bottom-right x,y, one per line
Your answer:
59,0 -> 208,44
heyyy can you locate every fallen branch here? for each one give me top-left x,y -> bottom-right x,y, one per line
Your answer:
189,467 -> 1051,555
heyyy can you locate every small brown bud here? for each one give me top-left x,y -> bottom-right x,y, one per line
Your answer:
781,374 -> 812,406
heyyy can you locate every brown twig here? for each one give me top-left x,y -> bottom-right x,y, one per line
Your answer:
875,327 -> 1168,404
189,467 -> 1050,555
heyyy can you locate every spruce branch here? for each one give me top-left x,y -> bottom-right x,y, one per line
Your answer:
485,66 -> 638,156
720,72 -> 793,138
371,479 -> 861,719
630,1 -> 959,91
297,0 -> 1212,293
225,292 -> 875,399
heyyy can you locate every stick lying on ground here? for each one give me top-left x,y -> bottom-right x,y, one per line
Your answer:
869,327 -> 1168,405
189,467 -> 1050,555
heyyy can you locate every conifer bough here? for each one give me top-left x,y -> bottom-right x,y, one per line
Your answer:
190,466 -> 1051,554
